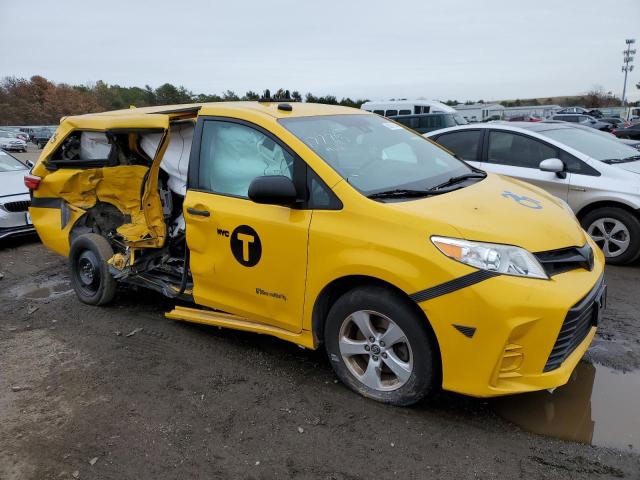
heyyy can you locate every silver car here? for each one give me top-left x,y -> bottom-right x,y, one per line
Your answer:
426,122 -> 640,265
0,151 -> 35,240
0,130 -> 28,152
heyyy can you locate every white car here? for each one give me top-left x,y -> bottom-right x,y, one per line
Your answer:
0,130 -> 27,152
0,151 -> 34,239
426,121 -> 640,264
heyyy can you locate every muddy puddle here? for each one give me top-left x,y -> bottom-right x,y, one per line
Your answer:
9,278 -> 72,300
493,361 -> 640,451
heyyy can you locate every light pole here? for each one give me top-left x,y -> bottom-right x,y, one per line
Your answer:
621,38 -> 636,107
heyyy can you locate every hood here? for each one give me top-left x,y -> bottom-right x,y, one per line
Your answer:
609,160 -> 640,175
388,174 -> 586,253
0,169 -> 29,197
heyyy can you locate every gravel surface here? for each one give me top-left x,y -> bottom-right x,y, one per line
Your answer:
1,148 -> 639,479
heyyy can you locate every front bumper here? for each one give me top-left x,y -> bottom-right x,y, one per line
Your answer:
419,240 -> 605,397
0,224 -> 36,240
0,194 -> 35,239
1,144 -> 26,151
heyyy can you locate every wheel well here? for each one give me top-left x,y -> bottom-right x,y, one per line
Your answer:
68,202 -> 129,246
311,275 -> 439,351
576,201 -> 640,222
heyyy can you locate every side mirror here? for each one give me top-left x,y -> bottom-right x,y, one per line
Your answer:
248,175 -> 298,207
25,160 -> 34,168
539,158 -> 566,178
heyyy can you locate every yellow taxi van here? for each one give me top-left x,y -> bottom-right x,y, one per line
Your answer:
25,100 -> 606,405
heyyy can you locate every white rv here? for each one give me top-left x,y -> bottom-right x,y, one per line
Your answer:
360,100 -> 456,117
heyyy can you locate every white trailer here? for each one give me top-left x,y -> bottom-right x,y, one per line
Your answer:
454,103 -> 505,122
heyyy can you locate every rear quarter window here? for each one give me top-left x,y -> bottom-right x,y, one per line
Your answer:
48,130 -> 153,169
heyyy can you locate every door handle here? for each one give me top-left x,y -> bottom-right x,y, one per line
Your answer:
187,207 -> 210,217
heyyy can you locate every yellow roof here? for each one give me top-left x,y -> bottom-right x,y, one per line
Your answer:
74,101 -> 366,120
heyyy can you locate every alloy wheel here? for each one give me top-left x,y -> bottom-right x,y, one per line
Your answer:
338,310 -> 413,391
587,217 -> 630,258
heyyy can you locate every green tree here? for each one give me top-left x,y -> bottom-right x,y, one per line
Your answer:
222,90 -> 240,101
154,83 -> 192,104
243,90 -> 260,100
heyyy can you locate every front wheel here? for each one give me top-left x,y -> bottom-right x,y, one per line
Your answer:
69,233 -> 117,305
582,207 -> 640,265
324,286 -> 439,406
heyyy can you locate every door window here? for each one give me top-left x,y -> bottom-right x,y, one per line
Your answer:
198,121 -> 294,198
487,131 -> 556,168
435,130 -> 482,161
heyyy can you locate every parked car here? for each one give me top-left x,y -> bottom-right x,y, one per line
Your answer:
550,114 -> 613,132
0,151 -> 35,239
360,100 -> 456,116
557,107 -> 590,115
10,131 -> 30,142
19,127 -> 36,141
601,117 -> 630,129
507,115 -> 542,122
427,122 -> 640,264
612,123 -> 640,140
26,102 -> 604,405
0,130 -> 27,152
389,112 -> 468,133
556,107 -> 603,118
619,138 -> 640,151
32,128 -> 54,148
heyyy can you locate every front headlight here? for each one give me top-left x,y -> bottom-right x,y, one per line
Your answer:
431,236 -> 548,279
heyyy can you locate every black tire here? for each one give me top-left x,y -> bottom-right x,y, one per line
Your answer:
581,207 -> 640,265
324,285 -> 439,406
69,233 -> 117,305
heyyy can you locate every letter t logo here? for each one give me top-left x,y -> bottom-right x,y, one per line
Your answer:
237,233 -> 254,262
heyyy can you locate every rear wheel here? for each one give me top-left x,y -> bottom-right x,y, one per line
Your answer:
69,233 -> 117,305
324,286 -> 438,406
582,207 -> 640,265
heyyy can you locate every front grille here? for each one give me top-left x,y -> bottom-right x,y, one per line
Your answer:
535,243 -> 594,277
543,275 -> 605,372
4,200 -> 31,212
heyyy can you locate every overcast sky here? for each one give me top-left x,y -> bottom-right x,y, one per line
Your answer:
1,0 -> 638,102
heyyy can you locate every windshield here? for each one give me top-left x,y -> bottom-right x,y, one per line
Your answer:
0,152 -> 27,172
280,114 -> 472,195
453,114 -> 468,125
542,128 -> 640,162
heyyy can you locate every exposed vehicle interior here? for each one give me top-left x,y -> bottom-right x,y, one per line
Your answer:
47,118 -> 197,299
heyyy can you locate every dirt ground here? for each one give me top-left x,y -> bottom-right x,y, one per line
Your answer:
1,148 -> 639,479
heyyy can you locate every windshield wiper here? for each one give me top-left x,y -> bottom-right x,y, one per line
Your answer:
367,189 -> 432,199
602,155 -> 640,164
367,172 -> 487,200
427,172 -> 487,192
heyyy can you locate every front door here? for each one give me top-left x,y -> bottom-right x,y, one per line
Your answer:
483,130 -> 570,201
184,118 -> 311,333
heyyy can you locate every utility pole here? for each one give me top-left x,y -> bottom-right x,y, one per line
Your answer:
621,38 -> 636,107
